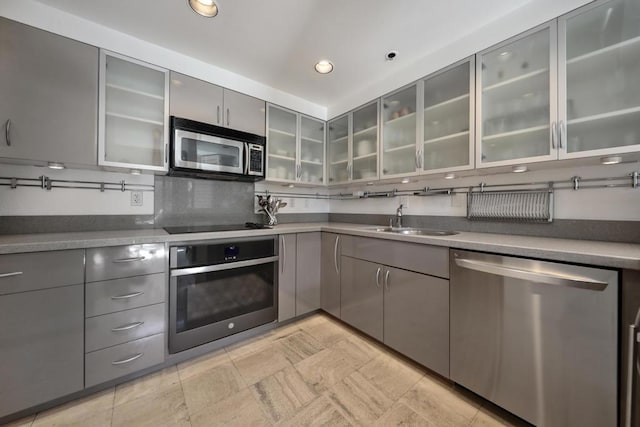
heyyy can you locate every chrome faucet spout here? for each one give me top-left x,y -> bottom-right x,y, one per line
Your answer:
395,204 -> 404,228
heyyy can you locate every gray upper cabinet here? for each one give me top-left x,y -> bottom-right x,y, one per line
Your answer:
170,71 -> 223,125
223,89 -> 266,136
295,232 -> 321,316
383,265 -> 449,377
320,233 -> 341,318
0,17 -> 98,167
169,71 -> 265,136
278,234 -> 297,322
340,256 -> 383,341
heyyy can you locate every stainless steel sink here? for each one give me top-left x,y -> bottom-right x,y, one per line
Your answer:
370,227 -> 459,236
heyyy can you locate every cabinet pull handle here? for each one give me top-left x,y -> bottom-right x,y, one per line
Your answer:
625,323 -> 639,427
559,120 -> 565,149
420,150 -> 424,169
5,119 -> 11,146
334,236 -> 340,274
226,108 -> 230,126
165,143 -> 168,164
112,321 -> 144,332
113,256 -> 146,263
0,271 -> 23,279
111,352 -> 143,365
281,235 -> 286,273
551,121 -> 557,150
111,291 -> 144,300
217,106 -> 221,124
384,270 -> 390,291
375,267 -> 381,288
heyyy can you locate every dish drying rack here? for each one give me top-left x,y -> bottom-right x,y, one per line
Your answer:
467,185 -> 553,222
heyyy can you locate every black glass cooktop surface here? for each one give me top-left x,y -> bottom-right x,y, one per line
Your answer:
163,223 -> 271,234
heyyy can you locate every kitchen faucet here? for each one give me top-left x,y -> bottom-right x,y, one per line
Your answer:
392,204 -> 403,228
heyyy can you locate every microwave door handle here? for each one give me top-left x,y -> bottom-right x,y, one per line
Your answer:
244,143 -> 250,175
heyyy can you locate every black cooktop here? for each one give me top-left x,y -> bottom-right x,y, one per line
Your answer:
163,223 -> 271,234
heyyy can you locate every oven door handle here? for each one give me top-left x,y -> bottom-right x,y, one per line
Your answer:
170,256 -> 279,277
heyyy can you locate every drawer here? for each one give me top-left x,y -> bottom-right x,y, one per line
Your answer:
86,244 -> 165,282
341,236 -> 449,278
85,333 -> 164,388
85,303 -> 165,352
0,250 -> 84,296
86,273 -> 166,317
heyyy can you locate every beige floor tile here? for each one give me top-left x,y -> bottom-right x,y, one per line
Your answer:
251,366 -> 318,423
332,336 -> 380,369
359,353 -> 424,400
304,320 -> 351,347
2,414 -> 35,427
271,322 -> 304,340
181,361 -> 246,414
232,343 -> 293,385
190,388 -> 270,427
114,366 -> 180,406
32,388 -> 114,427
292,313 -> 330,330
112,384 -> 190,427
279,396 -> 352,427
225,331 -> 275,360
326,371 -> 394,426
295,347 -> 359,393
276,330 -> 325,364
177,348 -> 230,382
401,377 -> 479,426
471,406 -> 528,427
375,402 -> 433,427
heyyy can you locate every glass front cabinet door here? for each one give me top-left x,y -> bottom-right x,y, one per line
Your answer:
476,23 -> 557,168
99,50 -> 169,171
351,101 -> 379,182
299,116 -> 325,185
328,115 -> 350,184
559,0 -> 640,158
267,105 -> 298,182
421,58 -> 475,174
381,83 -> 418,178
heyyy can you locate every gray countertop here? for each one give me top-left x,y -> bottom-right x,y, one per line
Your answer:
1,222 -> 639,270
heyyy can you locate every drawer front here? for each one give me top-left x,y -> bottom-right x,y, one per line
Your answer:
85,303 -> 165,352
86,244 -> 165,282
0,250 -> 84,296
86,273 -> 166,317
342,236 -> 449,278
85,333 -> 164,388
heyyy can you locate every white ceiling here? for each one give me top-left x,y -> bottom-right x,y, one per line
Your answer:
35,0 -> 532,110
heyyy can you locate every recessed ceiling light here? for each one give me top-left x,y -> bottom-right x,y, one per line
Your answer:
385,51 -> 398,61
401,178 -> 410,184
512,165 -> 528,173
188,0 -> 219,17
314,60 -> 334,74
47,162 -> 65,170
600,155 -> 622,165
444,173 -> 456,179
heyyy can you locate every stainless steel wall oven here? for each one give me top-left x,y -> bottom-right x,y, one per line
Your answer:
169,237 -> 278,353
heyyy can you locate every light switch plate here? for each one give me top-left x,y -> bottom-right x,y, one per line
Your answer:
130,191 -> 143,207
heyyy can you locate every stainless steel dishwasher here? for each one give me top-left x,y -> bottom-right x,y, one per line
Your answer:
450,249 -> 618,427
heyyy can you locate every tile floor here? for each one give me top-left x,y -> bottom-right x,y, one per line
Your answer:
4,314 -> 528,427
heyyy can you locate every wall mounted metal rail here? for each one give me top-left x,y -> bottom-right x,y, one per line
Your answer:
0,175 -> 155,192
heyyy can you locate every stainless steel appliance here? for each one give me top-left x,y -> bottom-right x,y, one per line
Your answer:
450,249 -> 618,427
169,117 -> 265,181
169,237 -> 277,353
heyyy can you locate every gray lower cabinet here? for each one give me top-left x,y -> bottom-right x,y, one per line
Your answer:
0,285 -> 84,418
340,256 -> 384,341
86,244 -> 166,283
320,232 -> 341,318
295,232 -> 321,316
0,17 -> 98,166
383,266 -> 449,377
278,234 -> 297,322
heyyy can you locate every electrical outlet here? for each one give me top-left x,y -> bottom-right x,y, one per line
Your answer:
130,191 -> 143,207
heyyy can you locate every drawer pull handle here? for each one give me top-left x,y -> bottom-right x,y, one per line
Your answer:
111,291 -> 144,300
0,271 -> 23,279
111,352 -> 143,365
113,256 -> 146,263
111,321 -> 144,332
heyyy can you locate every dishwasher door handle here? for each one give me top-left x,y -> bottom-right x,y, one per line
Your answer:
454,257 -> 608,291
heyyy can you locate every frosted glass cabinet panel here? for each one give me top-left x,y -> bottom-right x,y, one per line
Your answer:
422,59 -> 474,173
477,25 -> 556,167
99,51 -> 169,171
328,115 -> 350,184
299,116 -> 325,185
382,84 -> 418,177
560,0 -> 640,157
267,105 -> 298,182
352,101 -> 379,181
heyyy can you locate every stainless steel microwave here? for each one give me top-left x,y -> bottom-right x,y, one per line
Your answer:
169,116 -> 265,181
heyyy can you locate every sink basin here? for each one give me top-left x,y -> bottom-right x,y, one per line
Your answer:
370,227 -> 459,236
